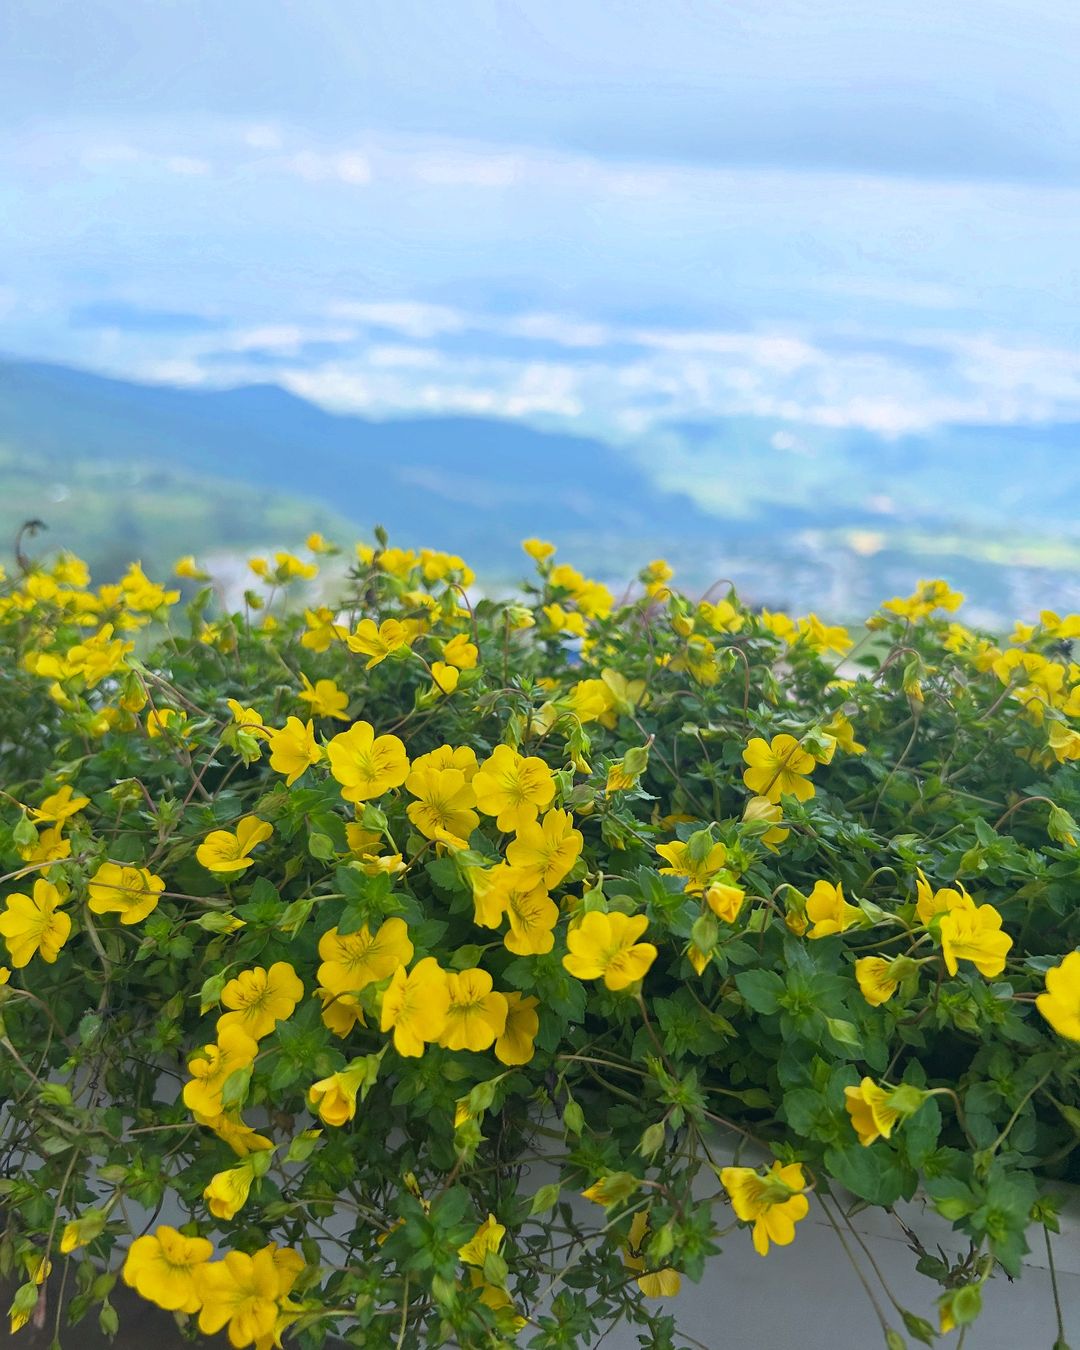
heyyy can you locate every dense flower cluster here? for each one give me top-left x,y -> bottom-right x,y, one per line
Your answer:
1,533 -> 1079,1348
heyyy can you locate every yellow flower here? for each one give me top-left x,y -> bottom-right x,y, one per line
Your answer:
429,660 -> 459,698
193,1111 -> 273,1158
317,916 -> 413,996
226,699 -> 268,737
742,734 -> 816,803
267,716 -> 323,786
300,606 -> 347,653
458,1214 -> 505,1266
742,796 -> 790,850
804,880 -> 861,938
506,809 -> 583,888
273,550 -> 318,581
345,617 -> 415,667
797,614 -> 852,656
522,538 -> 556,563
411,744 -> 479,779
503,878 -> 559,956
217,962 -> 304,1040
854,955 -> 915,1007
297,674 -> 350,720
1048,721 -> 1080,762
317,987 -> 366,1037
442,633 -> 478,669
438,968 -> 509,1052
699,598 -> 744,634
546,604 -> 588,639
623,1211 -> 681,1298
823,711 -> 865,755
686,943 -> 710,975
123,1226 -> 213,1313
939,903 -> 1012,978
204,1160 -> 257,1220
1036,951 -> 1080,1041
472,745 -> 556,832
174,555 -> 209,580
0,879 -> 71,966
306,532 -> 330,553
466,1268 -> 523,1322
309,1063 -> 370,1126
705,882 -> 745,925
30,785 -> 89,824
344,823 -> 406,876
563,911 -> 657,991
566,676 -> 615,722
405,765 -> 478,849
374,546 -> 419,578
16,824 -> 71,869
60,1212 -> 105,1254
197,816 -> 274,875
196,1248 -> 281,1347
116,562 -> 179,612
605,757 -> 640,792
380,957 -> 451,1057
463,861 -> 518,926
146,707 -> 188,740
915,871 -> 975,926
844,1078 -> 901,1145
759,608 -> 797,641
720,1161 -> 809,1256
182,1024 -> 259,1118
882,580 -> 963,622
655,839 -> 728,894
327,721 -> 410,803
87,861 -> 165,925
495,992 -> 539,1065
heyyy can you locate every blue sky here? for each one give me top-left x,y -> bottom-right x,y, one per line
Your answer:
3,0 -> 1080,444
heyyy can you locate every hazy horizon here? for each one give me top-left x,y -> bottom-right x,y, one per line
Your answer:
3,0 -> 1079,460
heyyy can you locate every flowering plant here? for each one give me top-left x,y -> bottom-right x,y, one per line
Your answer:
1,534 -> 1079,1349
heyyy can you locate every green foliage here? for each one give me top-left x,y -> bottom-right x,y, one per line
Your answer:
0,540 -> 1078,1348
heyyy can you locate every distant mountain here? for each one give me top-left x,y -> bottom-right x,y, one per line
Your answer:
649,415 -> 1080,534
0,358 -> 715,575
3,355 -> 1080,623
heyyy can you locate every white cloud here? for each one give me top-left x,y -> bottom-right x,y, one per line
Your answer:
366,345 -> 444,368
632,328 -> 820,373
242,124 -> 283,150
503,312 -> 612,348
78,143 -> 211,177
280,150 -> 372,184
164,155 -> 211,177
408,152 -> 522,188
224,324 -> 356,353
326,300 -> 469,340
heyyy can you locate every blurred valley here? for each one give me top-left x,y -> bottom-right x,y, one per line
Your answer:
3,356 -> 1080,626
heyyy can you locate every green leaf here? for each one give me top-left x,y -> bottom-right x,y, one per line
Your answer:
825,1017 -> 862,1050
734,970 -> 784,1014
307,831 -> 335,860
638,1121 -> 666,1157
824,1143 -> 906,1206
529,1183 -> 560,1216
900,1310 -> 936,1345
220,1065 -> 252,1111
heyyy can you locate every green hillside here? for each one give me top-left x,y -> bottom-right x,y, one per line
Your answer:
0,442 -> 353,581
4,356 -> 1080,621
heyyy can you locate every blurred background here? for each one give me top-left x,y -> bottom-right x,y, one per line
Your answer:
2,0 -> 1079,623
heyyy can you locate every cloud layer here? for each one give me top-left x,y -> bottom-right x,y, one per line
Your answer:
3,118 -> 1079,449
